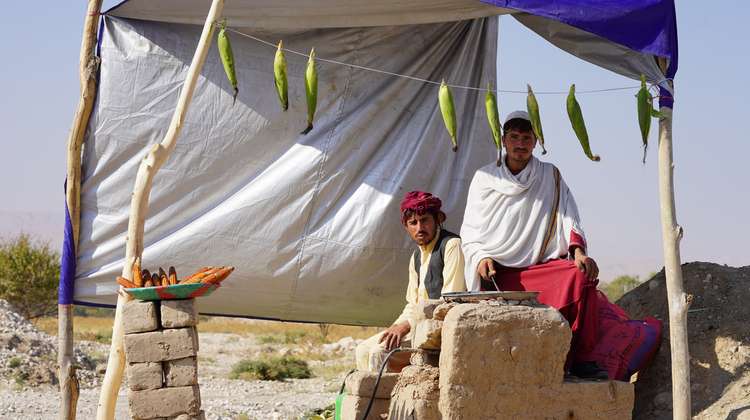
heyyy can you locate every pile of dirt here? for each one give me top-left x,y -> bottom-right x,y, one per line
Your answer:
616,262 -> 750,419
0,299 -> 105,388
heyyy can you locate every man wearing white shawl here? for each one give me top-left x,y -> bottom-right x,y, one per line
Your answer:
461,111 -> 605,378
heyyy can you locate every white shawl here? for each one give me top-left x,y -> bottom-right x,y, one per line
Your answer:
460,156 -> 586,291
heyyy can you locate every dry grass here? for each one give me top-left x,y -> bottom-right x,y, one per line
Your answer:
33,315 -> 115,344
311,360 -> 355,382
198,318 -> 379,344
32,314 -> 380,345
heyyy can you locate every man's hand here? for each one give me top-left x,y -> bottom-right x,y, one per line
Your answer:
379,321 -> 411,351
573,248 -> 599,281
477,257 -> 496,281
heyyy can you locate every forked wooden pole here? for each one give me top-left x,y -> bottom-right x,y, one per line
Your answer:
656,85 -> 692,419
60,1 -> 102,419
96,1 -> 225,418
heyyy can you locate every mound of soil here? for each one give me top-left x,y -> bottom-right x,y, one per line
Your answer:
0,299 -> 105,388
617,262 -> 750,419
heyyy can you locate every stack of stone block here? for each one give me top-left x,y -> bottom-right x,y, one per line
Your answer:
386,301 -> 447,420
341,370 -> 400,420
123,298 -> 204,420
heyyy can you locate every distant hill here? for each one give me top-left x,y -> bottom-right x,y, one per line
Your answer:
0,210 -> 62,249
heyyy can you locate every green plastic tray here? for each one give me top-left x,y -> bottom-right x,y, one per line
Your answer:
125,282 -> 220,301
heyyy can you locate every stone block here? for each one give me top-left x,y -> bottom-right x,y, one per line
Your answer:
413,319 -> 442,350
389,365 -> 440,420
340,395 -> 390,420
123,300 -> 159,334
345,371 -> 399,399
128,385 -> 201,419
124,328 -> 198,363
556,379 -> 635,418
127,362 -> 163,391
432,301 -> 457,321
165,357 -> 198,387
415,299 -> 443,321
410,349 -> 440,367
168,411 -> 206,420
161,299 -> 198,328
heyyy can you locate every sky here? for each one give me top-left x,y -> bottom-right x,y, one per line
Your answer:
0,1 -> 747,282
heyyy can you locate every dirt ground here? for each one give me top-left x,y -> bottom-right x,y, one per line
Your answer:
617,262 -> 750,419
1,261 -> 748,419
0,301 -> 375,419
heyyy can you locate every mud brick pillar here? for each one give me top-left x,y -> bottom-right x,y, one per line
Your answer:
439,303 -> 635,419
122,298 -> 204,420
341,371 -> 400,420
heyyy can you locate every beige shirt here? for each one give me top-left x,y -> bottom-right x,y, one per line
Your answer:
394,229 -> 466,329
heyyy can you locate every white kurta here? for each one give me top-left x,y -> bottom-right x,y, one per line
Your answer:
460,156 -> 586,292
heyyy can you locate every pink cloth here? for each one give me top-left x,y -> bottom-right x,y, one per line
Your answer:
589,291 -> 662,380
482,258 -> 599,363
400,191 -> 443,224
483,258 -> 662,380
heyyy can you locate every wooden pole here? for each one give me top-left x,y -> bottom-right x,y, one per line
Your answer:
60,1 -> 102,419
655,75 -> 691,418
96,1 -> 224,418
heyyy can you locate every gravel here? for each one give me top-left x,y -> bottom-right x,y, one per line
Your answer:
0,299 -> 105,389
0,374 -> 340,419
0,299 -> 349,419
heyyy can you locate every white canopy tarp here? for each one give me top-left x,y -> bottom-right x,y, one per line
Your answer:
72,0 -> 674,325
74,14 -> 497,325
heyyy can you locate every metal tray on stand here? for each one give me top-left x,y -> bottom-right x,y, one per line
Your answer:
441,290 -> 539,303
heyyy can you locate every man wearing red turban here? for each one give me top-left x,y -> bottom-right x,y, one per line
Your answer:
355,191 -> 466,372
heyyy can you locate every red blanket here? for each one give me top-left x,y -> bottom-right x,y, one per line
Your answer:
483,259 -> 661,380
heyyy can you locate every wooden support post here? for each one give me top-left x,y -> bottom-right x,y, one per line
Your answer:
656,81 -> 691,419
96,1 -> 225,419
60,1 -> 102,419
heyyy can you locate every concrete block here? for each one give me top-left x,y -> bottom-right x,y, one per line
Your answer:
123,300 -> 159,334
127,362 -> 163,391
340,395 -> 389,420
410,349 -> 439,367
413,319 -> 442,350
161,299 -> 198,328
128,385 -> 201,419
165,357 -> 198,387
168,411 -> 206,420
124,328 -> 198,363
344,371 -> 399,399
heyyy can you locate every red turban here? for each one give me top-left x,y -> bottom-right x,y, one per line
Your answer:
400,191 -> 443,224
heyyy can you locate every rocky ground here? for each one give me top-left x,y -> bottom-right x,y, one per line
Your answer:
0,299 -> 364,419
1,261 -> 748,419
617,262 -> 750,420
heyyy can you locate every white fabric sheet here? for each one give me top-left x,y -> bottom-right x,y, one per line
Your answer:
108,0 -> 511,29
74,16 -> 498,325
460,156 -> 585,291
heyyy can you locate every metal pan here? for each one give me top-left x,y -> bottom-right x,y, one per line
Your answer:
441,290 -> 540,303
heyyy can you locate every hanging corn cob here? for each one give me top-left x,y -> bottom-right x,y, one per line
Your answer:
301,48 -> 318,135
484,84 -> 503,166
636,75 -> 663,163
217,20 -> 238,105
274,41 -> 289,111
438,80 -> 458,152
526,84 -> 547,154
132,257 -> 143,287
566,84 -> 601,162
